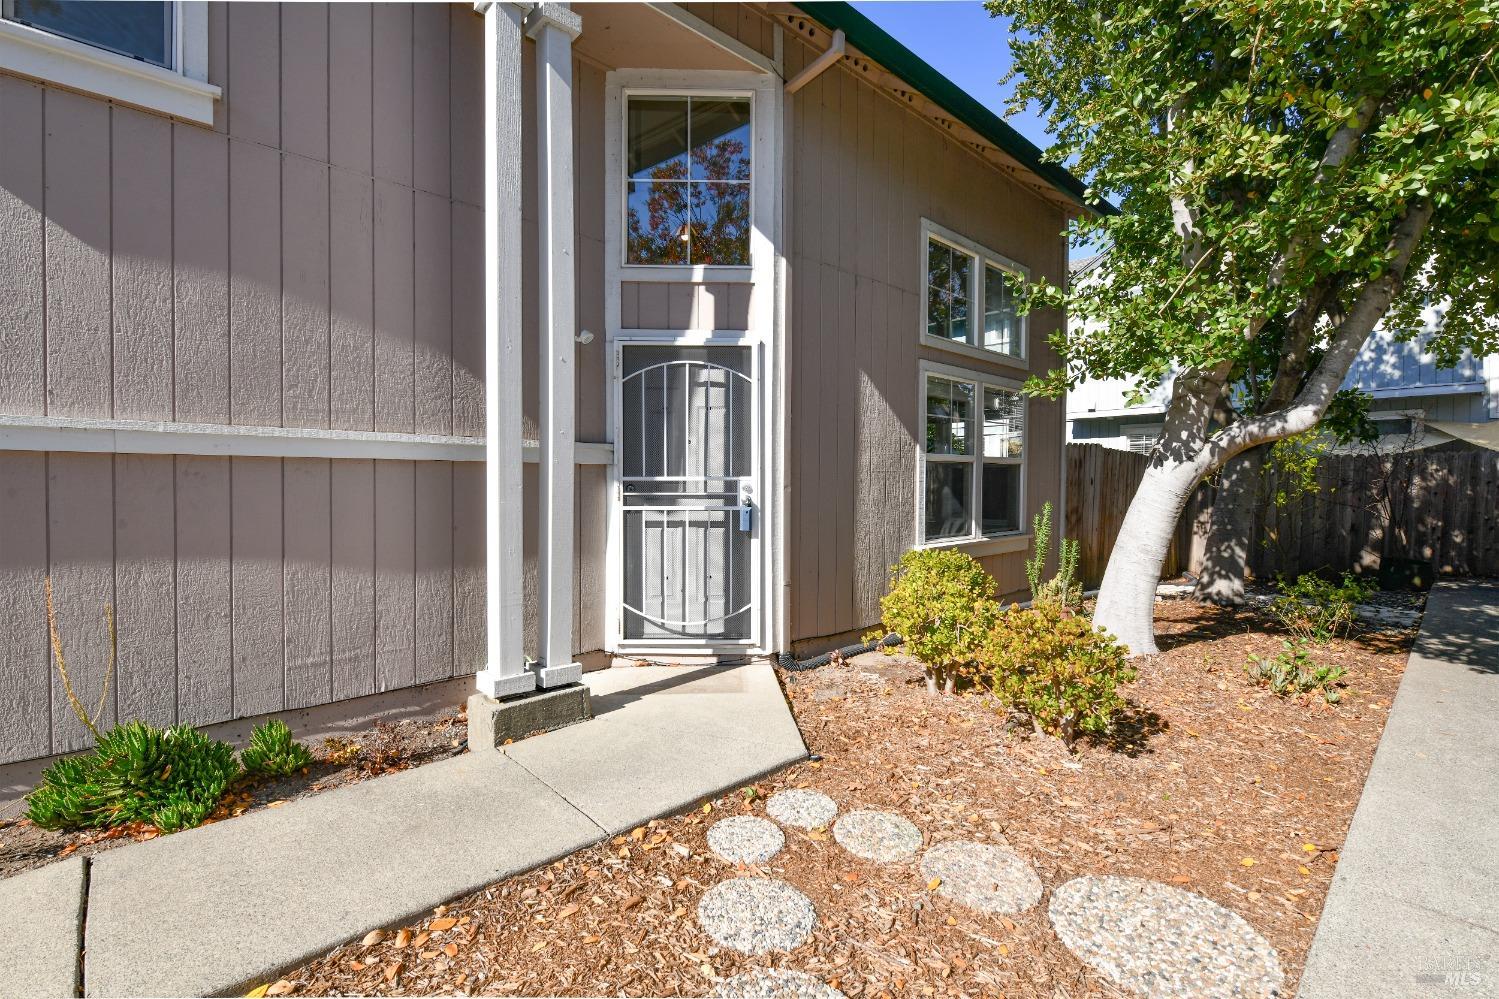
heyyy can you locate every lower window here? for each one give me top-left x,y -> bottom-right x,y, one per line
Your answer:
922,372 -> 1025,544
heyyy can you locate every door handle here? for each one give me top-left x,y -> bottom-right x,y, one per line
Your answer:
738,500 -> 753,533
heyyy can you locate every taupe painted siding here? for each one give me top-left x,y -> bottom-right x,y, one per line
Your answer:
620,282 -> 752,331
0,5 -> 608,764
782,37 -> 1070,644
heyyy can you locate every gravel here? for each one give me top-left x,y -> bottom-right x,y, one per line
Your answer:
832,810 -> 923,863
1049,875 -> 1285,998
765,789 -> 838,830
707,816 -> 786,865
712,969 -> 848,998
919,840 -> 1043,914
697,878 -> 817,955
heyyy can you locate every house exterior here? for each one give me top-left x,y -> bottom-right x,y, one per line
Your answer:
0,1 -> 1087,769
1066,259 -> 1499,453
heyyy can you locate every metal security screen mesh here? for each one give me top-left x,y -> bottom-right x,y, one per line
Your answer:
621,346 -> 753,642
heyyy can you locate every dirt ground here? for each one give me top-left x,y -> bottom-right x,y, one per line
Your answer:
0,709 -> 469,879
276,599 -> 1412,998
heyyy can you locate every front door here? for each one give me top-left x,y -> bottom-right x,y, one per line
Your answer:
618,343 -> 757,646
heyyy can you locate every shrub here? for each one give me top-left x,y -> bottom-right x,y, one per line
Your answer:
26,721 -> 240,833
873,547 -> 997,694
980,604 -> 1135,748
1025,501 -> 1082,612
1271,571 -> 1376,643
241,720 -> 315,778
1246,640 -> 1347,703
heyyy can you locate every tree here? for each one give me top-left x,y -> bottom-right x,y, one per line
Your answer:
987,0 -> 1499,653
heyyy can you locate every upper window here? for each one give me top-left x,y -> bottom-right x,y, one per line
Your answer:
4,1 -> 173,69
923,221 -> 1026,362
625,95 -> 751,267
923,371 -> 1026,544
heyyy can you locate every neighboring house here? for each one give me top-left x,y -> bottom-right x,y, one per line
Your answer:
0,2 -> 1091,769
1065,258 -> 1499,453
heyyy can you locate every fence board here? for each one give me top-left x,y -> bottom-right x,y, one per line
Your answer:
1066,442 -> 1499,588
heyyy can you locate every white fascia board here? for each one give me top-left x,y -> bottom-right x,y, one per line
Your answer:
0,414 -> 615,464
1066,404 -> 1169,419
0,16 -> 219,125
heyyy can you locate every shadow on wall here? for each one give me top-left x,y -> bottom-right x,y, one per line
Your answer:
1413,580 -> 1499,676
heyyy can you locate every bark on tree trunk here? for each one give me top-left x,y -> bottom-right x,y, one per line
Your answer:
1092,460 -> 1205,655
1193,446 -> 1266,605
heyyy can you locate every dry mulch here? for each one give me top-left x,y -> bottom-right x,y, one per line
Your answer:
0,709 -> 469,880
278,599 -> 1411,998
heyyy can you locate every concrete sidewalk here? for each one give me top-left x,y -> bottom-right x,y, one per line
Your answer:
1299,580 -> 1499,999
1,661 -> 804,999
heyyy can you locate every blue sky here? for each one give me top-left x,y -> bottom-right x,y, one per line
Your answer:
849,1 -> 1048,149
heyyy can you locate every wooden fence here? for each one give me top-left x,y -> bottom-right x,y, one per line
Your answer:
1064,441 -> 1499,588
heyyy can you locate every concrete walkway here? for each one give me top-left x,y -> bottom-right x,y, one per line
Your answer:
1299,580 -> 1499,999
1,661 -> 804,999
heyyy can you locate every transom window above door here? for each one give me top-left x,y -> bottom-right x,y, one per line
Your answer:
625,95 -> 751,267
922,220 -> 1026,363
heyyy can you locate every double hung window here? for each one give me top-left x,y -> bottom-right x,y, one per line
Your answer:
923,221 -> 1025,362
923,372 -> 1026,543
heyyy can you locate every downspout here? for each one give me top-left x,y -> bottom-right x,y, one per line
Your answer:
783,29 -> 844,94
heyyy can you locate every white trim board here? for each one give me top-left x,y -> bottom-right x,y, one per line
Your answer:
0,414 -> 613,464
0,6 -> 218,124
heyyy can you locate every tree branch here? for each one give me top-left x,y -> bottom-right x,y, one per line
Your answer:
1200,199 -> 1434,469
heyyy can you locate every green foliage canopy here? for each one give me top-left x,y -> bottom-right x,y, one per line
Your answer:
989,0 -> 1499,403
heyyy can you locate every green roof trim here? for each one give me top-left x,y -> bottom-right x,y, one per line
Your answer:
793,2 -> 1111,214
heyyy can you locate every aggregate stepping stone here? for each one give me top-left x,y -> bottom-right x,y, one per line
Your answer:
1049,875 -> 1285,998
708,815 -> 786,865
833,810 -> 923,863
920,840 -> 1043,914
697,878 -> 816,955
712,969 -> 848,998
765,789 -> 838,830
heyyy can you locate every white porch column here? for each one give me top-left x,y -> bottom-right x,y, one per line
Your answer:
527,2 -> 584,689
473,1 -> 534,700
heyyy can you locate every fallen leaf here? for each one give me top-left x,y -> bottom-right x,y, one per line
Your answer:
1298,865 -> 1312,875
434,904 -> 448,916
245,986 -> 269,998
1303,843 -> 1319,853
557,903 -> 580,919
349,962 -> 365,972
530,941 -> 548,953
443,943 -> 458,958
621,894 -> 644,911
1169,874 -> 1191,884
1240,857 -> 1257,867
383,962 -> 402,983
430,918 -> 458,931
630,827 -> 646,841
582,935 -> 601,944
265,980 -> 293,997
361,929 -> 386,947
412,932 -> 430,949
927,877 -> 942,891
394,929 -> 412,948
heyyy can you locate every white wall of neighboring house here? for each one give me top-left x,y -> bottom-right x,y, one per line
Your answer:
1065,299 -> 1499,453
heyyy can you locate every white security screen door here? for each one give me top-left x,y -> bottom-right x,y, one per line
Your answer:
620,344 -> 756,644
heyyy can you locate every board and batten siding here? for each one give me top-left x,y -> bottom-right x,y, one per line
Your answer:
780,29 -> 1070,646
0,3 -> 598,765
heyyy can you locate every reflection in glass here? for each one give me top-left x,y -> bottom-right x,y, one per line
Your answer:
626,181 -> 690,265
625,96 -> 751,265
984,264 -> 1020,356
10,1 -> 172,68
926,239 -> 973,343
689,100 -> 751,180
926,376 -> 974,456
983,387 -> 1024,459
925,462 -> 971,541
982,463 -> 1021,535
690,183 -> 750,265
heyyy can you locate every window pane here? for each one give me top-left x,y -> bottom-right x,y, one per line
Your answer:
925,462 -> 972,541
950,251 -> 972,298
927,239 -> 951,292
626,181 -> 689,265
11,1 -> 172,68
926,377 -> 974,455
627,98 -> 689,181
982,463 -> 1021,535
689,182 -> 750,265
984,265 -> 1020,355
950,294 -> 970,344
689,99 -> 751,181
983,387 -> 1024,459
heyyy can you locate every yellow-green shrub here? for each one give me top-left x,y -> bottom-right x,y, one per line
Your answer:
873,548 -> 997,694
980,604 -> 1135,748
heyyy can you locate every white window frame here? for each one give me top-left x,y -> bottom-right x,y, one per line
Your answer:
920,218 -> 1029,367
617,84 -> 757,281
0,1 -> 217,124
917,359 -> 1029,553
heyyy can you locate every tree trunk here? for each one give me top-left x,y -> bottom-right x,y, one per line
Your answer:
1092,460 -> 1205,655
1193,446 -> 1266,604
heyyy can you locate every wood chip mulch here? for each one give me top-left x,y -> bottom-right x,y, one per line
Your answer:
277,599 -> 1411,998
